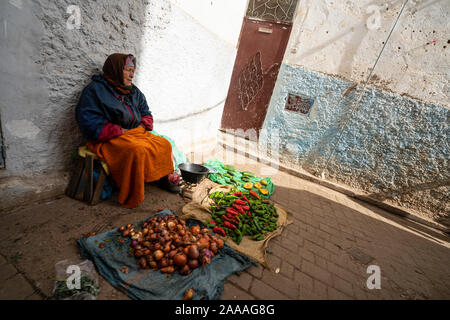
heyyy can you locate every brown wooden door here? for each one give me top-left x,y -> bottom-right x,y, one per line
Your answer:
220,1 -> 298,138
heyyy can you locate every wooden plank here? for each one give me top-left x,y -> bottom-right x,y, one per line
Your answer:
74,165 -> 87,201
66,158 -> 85,198
90,166 -> 106,205
84,155 -> 94,202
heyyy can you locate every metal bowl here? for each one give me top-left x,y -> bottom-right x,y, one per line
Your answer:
178,163 -> 211,184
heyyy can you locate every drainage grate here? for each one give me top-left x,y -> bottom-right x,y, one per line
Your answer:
285,93 -> 314,116
346,248 -> 374,265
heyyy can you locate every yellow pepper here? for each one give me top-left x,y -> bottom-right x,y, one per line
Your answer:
254,182 -> 262,189
243,182 -> 253,190
259,188 -> 269,195
260,179 -> 268,186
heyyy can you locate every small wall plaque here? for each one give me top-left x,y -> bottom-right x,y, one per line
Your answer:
285,93 -> 314,115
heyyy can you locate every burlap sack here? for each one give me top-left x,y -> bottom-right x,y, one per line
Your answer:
181,185 -> 292,268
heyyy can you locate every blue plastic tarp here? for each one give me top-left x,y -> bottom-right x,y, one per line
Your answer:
77,209 -> 255,300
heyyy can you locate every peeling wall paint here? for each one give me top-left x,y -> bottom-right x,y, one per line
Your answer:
286,0 -> 449,107
263,0 -> 450,225
5,120 -> 41,139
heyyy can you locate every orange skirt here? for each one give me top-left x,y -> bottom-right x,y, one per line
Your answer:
88,127 -> 174,208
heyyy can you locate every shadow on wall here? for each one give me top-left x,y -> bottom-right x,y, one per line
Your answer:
41,0 -> 154,171
267,63 -> 449,228
0,0 -> 151,175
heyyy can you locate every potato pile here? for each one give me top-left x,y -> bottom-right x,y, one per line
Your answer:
119,215 -> 224,276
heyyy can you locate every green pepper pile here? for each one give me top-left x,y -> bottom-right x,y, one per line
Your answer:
215,165 -> 246,187
206,190 -> 279,244
204,159 -> 275,199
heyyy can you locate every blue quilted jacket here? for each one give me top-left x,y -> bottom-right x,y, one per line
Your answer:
76,75 -> 153,141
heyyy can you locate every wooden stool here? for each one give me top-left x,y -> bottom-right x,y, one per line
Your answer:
66,146 -> 110,205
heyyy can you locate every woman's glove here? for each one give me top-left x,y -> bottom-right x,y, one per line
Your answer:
97,122 -> 123,142
140,116 -> 154,131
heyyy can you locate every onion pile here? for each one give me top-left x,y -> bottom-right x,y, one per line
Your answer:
119,215 -> 224,276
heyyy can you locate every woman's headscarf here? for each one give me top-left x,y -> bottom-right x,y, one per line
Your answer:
102,53 -> 137,95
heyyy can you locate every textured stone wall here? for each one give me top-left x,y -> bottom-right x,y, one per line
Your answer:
286,0 -> 449,107
262,0 -> 449,225
0,0 -> 148,176
263,64 -> 449,225
0,0 -> 243,210
0,0 -> 241,175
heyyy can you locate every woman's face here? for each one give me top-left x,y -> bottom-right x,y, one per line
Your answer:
123,66 -> 135,87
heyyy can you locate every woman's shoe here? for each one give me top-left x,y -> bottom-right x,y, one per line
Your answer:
157,175 -> 181,194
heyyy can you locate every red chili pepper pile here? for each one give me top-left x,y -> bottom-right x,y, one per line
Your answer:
207,190 -> 279,244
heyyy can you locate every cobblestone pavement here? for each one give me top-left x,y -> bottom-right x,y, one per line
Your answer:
220,153 -> 450,300
0,153 -> 449,300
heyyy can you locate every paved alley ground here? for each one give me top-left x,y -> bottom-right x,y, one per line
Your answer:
0,152 -> 449,300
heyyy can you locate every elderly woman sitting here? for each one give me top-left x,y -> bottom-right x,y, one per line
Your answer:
76,53 -> 180,209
